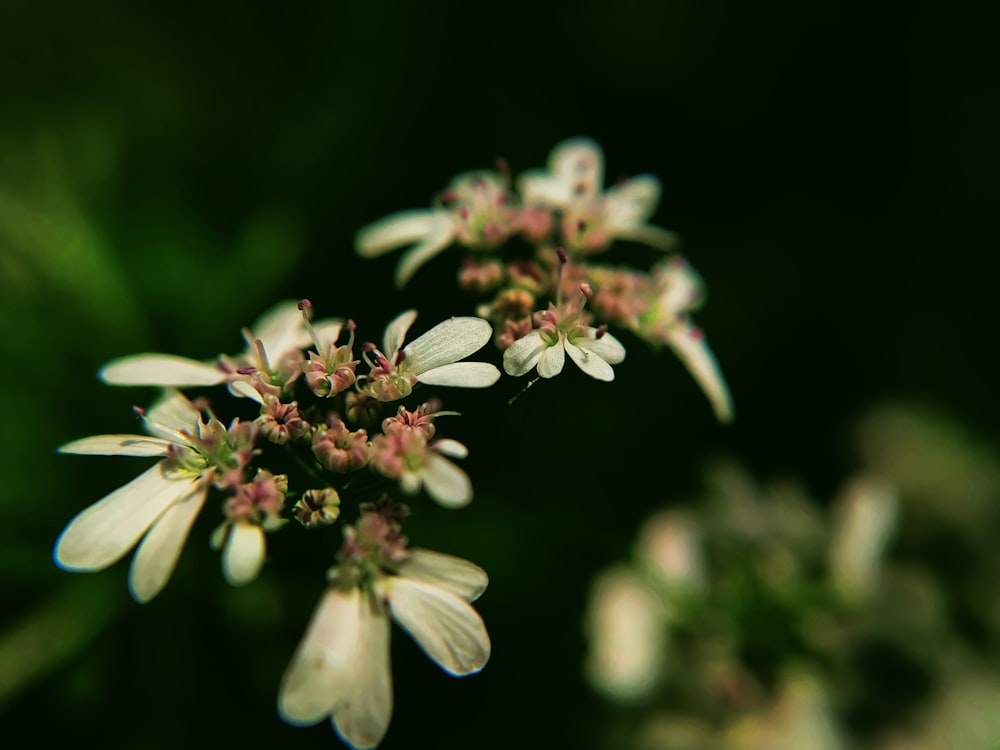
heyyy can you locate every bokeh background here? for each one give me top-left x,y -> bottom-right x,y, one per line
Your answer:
2,1 -> 997,748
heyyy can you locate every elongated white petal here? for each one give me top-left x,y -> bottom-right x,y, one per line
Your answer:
100,354 -> 227,387
394,216 -> 457,288
128,483 -> 208,603
356,209 -> 448,258
502,331 -> 546,376
613,224 -> 680,251
433,438 -> 468,459
404,317 -> 492,374
605,175 -> 661,225
58,435 -> 173,457
665,324 -> 733,423
332,598 -> 392,750
54,463 -> 201,572
549,137 -> 604,200
384,576 -> 490,676
580,330 -> 626,365
417,362 -> 500,389
279,587 -> 362,726
396,549 -> 488,602
145,389 -> 202,441
565,339 -> 615,382
221,522 -> 266,586
312,320 -> 345,358
422,455 -> 472,508
383,309 -> 418,358
536,340 -> 566,378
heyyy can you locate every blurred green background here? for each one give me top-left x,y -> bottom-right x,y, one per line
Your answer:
2,0 -> 997,748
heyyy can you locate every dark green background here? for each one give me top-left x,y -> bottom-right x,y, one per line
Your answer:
1,1 -> 996,747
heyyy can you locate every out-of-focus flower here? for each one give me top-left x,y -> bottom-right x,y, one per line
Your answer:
584,565 -> 667,702
517,138 -> 678,254
356,170 -> 518,287
54,390 -> 258,602
636,510 -> 706,594
278,502 -> 490,749
99,300 -> 342,392
828,475 -> 898,602
363,310 -> 500,401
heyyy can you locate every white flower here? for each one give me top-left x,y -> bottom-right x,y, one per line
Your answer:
99,300 -> 342,389
503,303 -> 626,382
356,170 -> 517,287
54,390 -> 257,602
828,475 -> 898,602
517,137 -> 677,254
279,510 -> 490,750
370,430 -> 473,508
364,310 -> 501,401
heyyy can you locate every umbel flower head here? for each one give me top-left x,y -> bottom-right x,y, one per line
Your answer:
54,389 -> 258,602
279,500 -> 490,749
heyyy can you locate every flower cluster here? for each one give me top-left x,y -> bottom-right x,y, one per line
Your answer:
356,138 -> 732,420
55,300 -> 498,747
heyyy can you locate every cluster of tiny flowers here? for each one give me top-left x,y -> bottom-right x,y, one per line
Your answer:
54,300 -> 498,748
357,138 -> 733,420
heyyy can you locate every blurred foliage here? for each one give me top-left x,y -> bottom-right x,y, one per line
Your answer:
1,0 -> 997,748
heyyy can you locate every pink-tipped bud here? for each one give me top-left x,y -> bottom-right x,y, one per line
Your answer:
580,282 -> 594,299
557,246 -> 569,265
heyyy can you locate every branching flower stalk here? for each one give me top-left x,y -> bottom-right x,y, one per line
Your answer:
56,137 -> 734,749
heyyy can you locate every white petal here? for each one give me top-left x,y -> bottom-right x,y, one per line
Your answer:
279,586 -> 362,726
54,463 -> 201,572
565,339 -> 615,382
383,309 -> 418,358
247,300 -> 311,360
332,598 -> 392,750
417,362 -> 500,389
393,215 -> 457,288
228,379 -> 265,404
433,438 -> 468,459
665,324 -> 734,423
654,256 -> 705,311
517,171 -> 574,207
536,340 -> 566,378
422,455 -> 472,508
58,435 -> 173,457
355,209 -> 448,258
502,331 -> 546,376
280,586 -> 393,748
404,317 -> 492,374
100,354 -> 227,387
549,137 -> 604,200
581,329 -> 626,364
384,576 -> 490,676
396,549 -> 488,602
144,389 -> 202,441
604,175 -> 661,226
128,483 -> 208,603
221,522 -> 266,586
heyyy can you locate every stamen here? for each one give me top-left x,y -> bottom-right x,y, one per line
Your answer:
595,324 -> 608,339
236,367 -> 257,375
579,282 -> 594,299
